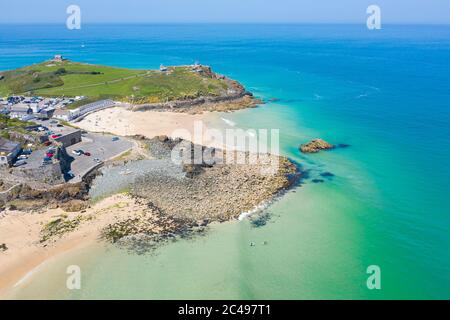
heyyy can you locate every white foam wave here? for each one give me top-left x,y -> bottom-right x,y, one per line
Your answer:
238,201 -> 270,221
314,94 -> 324,100
221,118 -> 236,127
14,261 -> 47,288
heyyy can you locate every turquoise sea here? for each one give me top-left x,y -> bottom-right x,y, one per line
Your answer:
1,24 -> 450,299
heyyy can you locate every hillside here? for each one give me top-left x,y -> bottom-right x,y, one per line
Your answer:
0,60 -> 242,104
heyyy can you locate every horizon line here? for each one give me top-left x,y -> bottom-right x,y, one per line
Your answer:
1,21 -> 450,26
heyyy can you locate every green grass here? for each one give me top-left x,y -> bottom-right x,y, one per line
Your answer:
0,114 -> 36,130
0,114 -> 37,140
0,60 -> 231,103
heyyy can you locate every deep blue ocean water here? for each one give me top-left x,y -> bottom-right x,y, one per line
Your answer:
1,24 -> 450,299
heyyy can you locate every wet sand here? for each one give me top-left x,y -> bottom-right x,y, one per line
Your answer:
0,194 -> 146,298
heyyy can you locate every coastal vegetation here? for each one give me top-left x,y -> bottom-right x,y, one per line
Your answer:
0,60 -> 235,104
0,114 -> 36,139
40,214 -> 89,243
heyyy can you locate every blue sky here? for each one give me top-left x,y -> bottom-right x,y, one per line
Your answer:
1,0 -> 449,24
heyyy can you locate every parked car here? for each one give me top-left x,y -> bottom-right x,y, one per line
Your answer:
13,160 -> 27,167
66,172 -> 75,180
84,152 -> 91,156
46,152 -> 54,158
22,149 -> 32,155
50,134 -> 62,139
94,158 -> 102,163
57,124 -> 64,127
43,141 -> 52,146
18,155 -> 28,160
112,137 -> 120,142
72,150 -> 84,156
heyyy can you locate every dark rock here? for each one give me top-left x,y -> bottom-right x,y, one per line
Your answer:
312,179 -> 325,184
157,135 -> 169,143
320,172 -> 335,178
195,219 -> 209,227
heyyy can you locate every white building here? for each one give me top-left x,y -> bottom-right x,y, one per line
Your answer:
53,109 -> 70,121
53,55 -> 64,62
68,99 -> 116,121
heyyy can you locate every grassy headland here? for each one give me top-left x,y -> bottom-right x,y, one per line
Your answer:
0,60 -> 235,104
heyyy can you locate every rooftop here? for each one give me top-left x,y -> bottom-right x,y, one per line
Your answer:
0,137 -> 20,154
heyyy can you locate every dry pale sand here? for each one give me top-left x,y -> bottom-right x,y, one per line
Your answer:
0,194 -> 146,298
76,107 -> 227,149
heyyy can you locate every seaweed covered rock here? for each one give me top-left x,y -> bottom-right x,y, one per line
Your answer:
300,139 -> 335,153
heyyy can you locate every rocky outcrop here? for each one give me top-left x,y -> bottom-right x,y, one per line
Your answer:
100,200 -> 194,247
130,137 -> 301,222
300,139 -> 335,153
129,68 -> 261,114
0,169 -> 96,212
131,94 -> 260,114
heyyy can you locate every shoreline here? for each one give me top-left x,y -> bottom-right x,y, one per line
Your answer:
0,103 -> 299,298
0,232 -> 99,299
0,181 -> 297,298
0,194 -> 146,298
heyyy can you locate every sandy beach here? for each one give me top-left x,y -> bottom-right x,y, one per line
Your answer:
0,194 -> 148,299
75,107 -> 226,149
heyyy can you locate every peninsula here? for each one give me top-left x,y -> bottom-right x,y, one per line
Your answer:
0,56 -> 259,116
